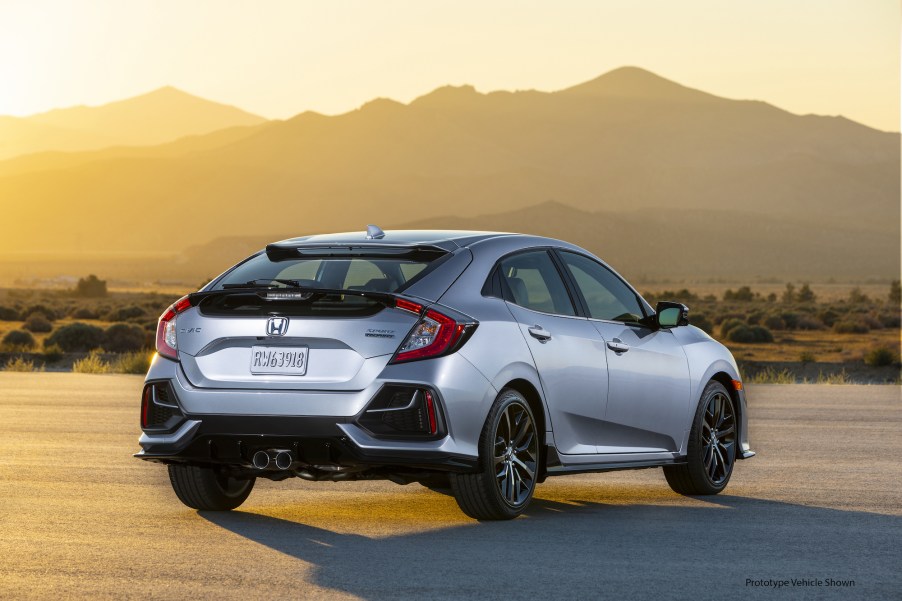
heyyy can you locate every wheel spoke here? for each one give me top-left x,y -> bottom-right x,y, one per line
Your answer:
514,432 -> 534,453
511,456 -> 535,479
717,425 -> 734,438
512,414 -> 531,446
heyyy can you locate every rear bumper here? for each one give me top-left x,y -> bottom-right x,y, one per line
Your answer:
135,352 -> 495,471
135,413 -> 477,471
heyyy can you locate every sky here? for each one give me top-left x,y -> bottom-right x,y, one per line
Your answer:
0,0 -> 899,131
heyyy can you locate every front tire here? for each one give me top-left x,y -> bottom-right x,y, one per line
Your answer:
168,464 -> 255,511
451,389 -> 539,520
664,380 -> 737,495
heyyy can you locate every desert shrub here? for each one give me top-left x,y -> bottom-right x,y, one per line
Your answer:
848,287 -> 869,305
719,318 -> 747,339
75,275 -> 107,298
860,314 -> 884,330
111,352 -> 152,374
42,344 -> 64,363
818,309 -> 840,327
103,323 -> 147,352
4,356 -> 43,372
795,314 -> 826,330
746,311 -> 765,325
799,351 -> 816,363
143,320 -> 158,332
763,315 -> 786,330
0,306 -> 19,321
723,286 -> 755,302
104,305 -> 146,322
44,322 -> 104,352
779,312 -> 800,329
70,307 -> 99,319
727,325 -> 774,343
890,280 -> 901,305
746,367 -> 794,384
781,283 -> 796,303
832,320 -> 869,334
878,312 -> 901,328
2,329 -> 36,350
72,350 -> 111,374
864,347 -> 899,367
23,312 -> 53,333
25,304 -> 57,320
816,370 -> 851,384
690,313 -> 713,334
796,283 -> 817,303
712,313 -> 744,326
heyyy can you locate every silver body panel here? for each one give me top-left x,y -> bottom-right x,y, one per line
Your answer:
139,229 -> 753,472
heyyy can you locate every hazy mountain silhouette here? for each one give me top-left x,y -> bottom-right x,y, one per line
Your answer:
0,67 -> 897,281
172,201 -> 897,281
0,86 -> 265,160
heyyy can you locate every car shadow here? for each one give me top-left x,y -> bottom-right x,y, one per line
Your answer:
200,487 -> 901,600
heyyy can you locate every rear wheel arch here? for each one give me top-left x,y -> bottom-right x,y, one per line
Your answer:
499,378 -> 548,480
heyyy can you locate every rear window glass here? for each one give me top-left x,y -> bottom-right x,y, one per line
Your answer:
202,253 -> 440,317
216,256 -> 434,293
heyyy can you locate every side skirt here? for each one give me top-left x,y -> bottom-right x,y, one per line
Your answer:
544,444 -> 686,476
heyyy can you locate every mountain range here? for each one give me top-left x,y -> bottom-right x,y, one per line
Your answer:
0,67 -> 897,283
0,86 -> 265,161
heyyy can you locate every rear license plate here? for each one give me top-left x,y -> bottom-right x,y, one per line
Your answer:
250,346 -> 309,375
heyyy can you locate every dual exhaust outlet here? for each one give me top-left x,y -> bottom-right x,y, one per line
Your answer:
252,449 -> 294,471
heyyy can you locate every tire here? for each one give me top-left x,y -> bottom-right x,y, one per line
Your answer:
450,389 -> 540,520
664,380 -> 737,495
168,464 -> 255,511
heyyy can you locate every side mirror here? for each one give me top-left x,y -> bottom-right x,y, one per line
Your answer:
656,301 -> 689,328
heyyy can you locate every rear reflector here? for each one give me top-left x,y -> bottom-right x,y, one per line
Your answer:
358,386 -> 442,438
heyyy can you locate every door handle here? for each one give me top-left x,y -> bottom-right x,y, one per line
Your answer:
528,325 -> 552,342
607,338 -> 630,353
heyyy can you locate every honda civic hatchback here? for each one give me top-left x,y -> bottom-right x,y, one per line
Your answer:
137,227 -> 754,520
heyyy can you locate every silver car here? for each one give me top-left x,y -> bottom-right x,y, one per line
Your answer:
137,228 -> 754,520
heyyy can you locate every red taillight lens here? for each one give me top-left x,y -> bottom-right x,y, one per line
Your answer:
140,385 -> 151,428
395,298 -> 423,315
391,308 -> 473,363
155,295 -> 192,360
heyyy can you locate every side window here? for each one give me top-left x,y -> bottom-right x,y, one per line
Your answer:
559,252 -> 644,323
498,251 -> 576,316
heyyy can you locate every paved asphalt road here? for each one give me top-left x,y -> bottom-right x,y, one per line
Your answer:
0,374 -> 899,600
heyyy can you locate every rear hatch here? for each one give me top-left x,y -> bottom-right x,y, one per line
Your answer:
175,245 -> 448,390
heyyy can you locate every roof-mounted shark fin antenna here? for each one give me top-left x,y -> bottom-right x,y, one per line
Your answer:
365,224 -> 386,239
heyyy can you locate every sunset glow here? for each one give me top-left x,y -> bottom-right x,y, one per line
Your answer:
0,0 -> 898,131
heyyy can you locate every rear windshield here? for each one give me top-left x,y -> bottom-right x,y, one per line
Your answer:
202,253 -> 441,317
216,255 -> 435,292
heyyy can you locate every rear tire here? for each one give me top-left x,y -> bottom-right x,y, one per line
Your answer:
664,380 -> 737,495
168,464 -> 255,511
451,389 -> 539,520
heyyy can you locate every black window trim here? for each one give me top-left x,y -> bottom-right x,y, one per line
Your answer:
550,248 -> 653,324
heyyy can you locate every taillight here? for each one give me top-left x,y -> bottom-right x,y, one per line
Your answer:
391,305 -> 476,364
155,295 -> 192,360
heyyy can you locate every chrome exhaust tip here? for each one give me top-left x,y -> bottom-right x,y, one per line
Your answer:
252,450 -> 271,470
274,450 -> 293,470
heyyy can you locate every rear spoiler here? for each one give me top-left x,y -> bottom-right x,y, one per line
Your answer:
264,244 -> 448,262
